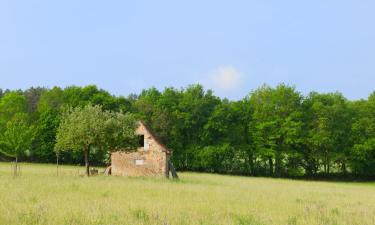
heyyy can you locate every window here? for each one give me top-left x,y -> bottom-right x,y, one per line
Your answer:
135,159 -> 144,166
138,135 -> 144,147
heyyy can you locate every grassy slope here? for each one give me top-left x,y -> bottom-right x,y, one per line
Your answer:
0,163 -> 374,225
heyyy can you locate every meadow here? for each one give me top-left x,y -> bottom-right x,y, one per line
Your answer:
0,163 -> 374,225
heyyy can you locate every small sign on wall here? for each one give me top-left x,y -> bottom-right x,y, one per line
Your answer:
135,159 -> 144,166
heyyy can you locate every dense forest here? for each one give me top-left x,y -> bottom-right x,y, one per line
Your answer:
0,84 -> 374,179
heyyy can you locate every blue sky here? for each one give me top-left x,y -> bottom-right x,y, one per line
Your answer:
1,1 -> 374,100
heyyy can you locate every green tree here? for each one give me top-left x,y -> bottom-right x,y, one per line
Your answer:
0,113 -> 35,174
201,100 -> 251,174
249,84 -> 303,177
55,105 -> 137,176
303,92 -> 351,175
55,105 -> 106,176
350,93 -> 375,177
33,109 -> 61,162
174,85 -> 220,170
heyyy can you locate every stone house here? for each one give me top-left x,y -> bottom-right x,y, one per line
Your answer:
110,121 -> 177,178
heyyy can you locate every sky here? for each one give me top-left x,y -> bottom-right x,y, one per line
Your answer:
0,1 -> 374,100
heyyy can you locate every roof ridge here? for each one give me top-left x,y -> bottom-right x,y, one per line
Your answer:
138,121 -> 171,154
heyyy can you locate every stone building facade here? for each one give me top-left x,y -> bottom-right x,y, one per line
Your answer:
111,121 -> 170,177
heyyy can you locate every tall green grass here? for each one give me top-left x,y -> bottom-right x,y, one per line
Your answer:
0,163 -> 374,225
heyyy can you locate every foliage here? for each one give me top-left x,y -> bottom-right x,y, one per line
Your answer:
54,105 -> 137,176
248,84 -> 303,176
350,95 -> 375,176
32,109 -> 61,162
103,111 -> 138,152
0,92 -> 28,132
55,105 -> 107,153
0,84 -> 375,178
0,113 -> 35,160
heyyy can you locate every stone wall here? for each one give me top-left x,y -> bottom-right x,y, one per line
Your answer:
111,122 -> 169,177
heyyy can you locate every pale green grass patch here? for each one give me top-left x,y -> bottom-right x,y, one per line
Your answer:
0,163 -> 374,225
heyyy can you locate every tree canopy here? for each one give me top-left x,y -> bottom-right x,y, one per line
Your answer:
0,113 -> 34,162
55,105 -> 137,176
0,84 -> 375,179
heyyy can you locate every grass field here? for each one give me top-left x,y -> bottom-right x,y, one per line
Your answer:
0,163 -> 374,225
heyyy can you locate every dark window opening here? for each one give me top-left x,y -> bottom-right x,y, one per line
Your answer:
138,135 -> 144,147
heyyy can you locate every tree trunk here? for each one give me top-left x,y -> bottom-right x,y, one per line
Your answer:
84,145 -> 90,176
14,156 -> 18,177
268,157 -> 273,176
323,150 -> 327,174
326,152 -> 330,175
248,153 -> 254,176
342,162 -> 347,174
245,151 -> 253,175
275,151 -> 282,177
56,154 -> 59,176
313,160 -> 318,175
305,157 -> 313,177
185,153 -> 188,170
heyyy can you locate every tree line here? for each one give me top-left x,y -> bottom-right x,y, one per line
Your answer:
0,84 -> 374,179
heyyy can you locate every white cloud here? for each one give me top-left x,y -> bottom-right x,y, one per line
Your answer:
208,65 -> 241,91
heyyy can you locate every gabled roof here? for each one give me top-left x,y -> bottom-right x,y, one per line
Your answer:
138,121 -> 171,154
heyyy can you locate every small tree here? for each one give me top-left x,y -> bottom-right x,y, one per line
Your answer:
54,105 -> 137,176
0,113 -> 34,176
